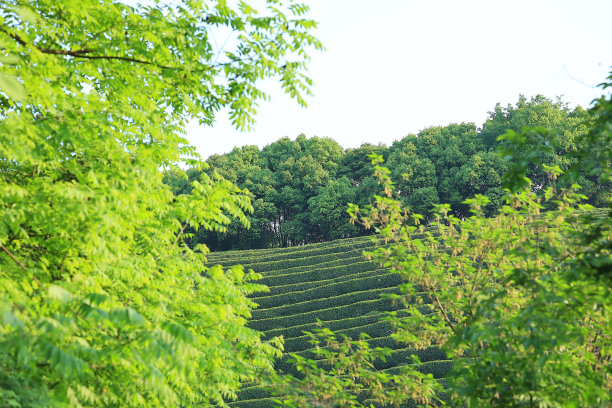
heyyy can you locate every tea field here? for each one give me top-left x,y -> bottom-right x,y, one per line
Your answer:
207,234 -> 451,407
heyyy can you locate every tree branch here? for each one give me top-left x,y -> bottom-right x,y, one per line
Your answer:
171,223 -> 188,251
432,292 -> 457,335
4,29 -> 176,69
59,53 -> 172,68
1,243 -> 27,271
4,27 -> 255,73
1,243 -> 44,287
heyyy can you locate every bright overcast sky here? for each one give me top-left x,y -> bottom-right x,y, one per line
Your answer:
185,0 -> 612,159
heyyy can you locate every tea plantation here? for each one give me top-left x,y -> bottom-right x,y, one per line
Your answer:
207,234 -> 451,407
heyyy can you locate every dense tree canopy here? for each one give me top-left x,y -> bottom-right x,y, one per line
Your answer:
0,0 -> 321,406
175,95 -> 598,251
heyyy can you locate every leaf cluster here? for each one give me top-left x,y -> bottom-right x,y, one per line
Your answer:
345,79 -> 612,406
0,0 -> 321,406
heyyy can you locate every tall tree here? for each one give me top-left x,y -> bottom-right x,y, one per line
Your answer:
453,150 -> 508,215
260,135 -> 343,246
0,1 -> 321,406
481,96 -> 603,203
197,146 -> 280,250
308,176 -> 359,241
386,123 -> 483,218
338,143 -> 388,185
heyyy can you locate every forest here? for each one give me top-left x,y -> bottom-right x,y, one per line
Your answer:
0,1 -> 610,407
166,96 -> 609,251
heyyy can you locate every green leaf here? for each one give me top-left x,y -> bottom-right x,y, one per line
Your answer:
110,307 -> 145,327
162,321 -> 195,345
0,55 -> 21,65
0,73 -> 24,101
48,285 -> 74,303
14,6 -> 37,24
1,308 -> 24,331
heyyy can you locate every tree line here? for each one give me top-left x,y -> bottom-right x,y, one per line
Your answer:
165,95 -> 608,251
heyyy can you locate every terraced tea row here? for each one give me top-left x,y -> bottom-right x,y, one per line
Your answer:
210,237 -> 374,264
254,270 -> 402,308
208,234 -> 451,407
250,297 -> 409,333
231,358 -> 451,408
207,229 -> 438,270
236,247 -> 376,274
207,235 -> 376,264
263,309 -> 409,340
257,259 -> 380,288
251,286 -> 403,320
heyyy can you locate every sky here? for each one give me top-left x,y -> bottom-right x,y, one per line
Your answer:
185,0 -> 612,159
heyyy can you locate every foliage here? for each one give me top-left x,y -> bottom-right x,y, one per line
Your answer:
344,77 -> 612,406
252,286 -> 400,320
309,176 -> 360,240
257,74 -> 611,408
199,135 -> 348,248
254,271 -> 402,310
173,96 -> 593,251
207,235 -> 374,266
266,329 -> 442,408
0,0 -> 322,406
250,297 -> 407,333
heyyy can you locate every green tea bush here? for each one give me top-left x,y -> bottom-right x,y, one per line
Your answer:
210,235 -> 376,263
255,268 -> 388,298
377,360 -> 453,379
251,287 -> 401,320
241,248 -> 370,273
284,332 -> 405,354
250,299 -> 419,332
418,360 -> 453,379
256,255 -> 365,278
258,260 -> 378,286
283,320 -> 396,352
365,335 -> 403,350
210,230 -> 439,265
235,385 -> 271,401
373,347 -> 448,370
228,397 -> 278,408
255,272 -> 402,308
263,310 -> 413,340
335,319 -> 395,339
274,345 -> 446,376
361,400 -> 419,408
209,239 -> 375,266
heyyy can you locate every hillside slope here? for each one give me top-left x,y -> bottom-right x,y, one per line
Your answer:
207,234 -> 451,407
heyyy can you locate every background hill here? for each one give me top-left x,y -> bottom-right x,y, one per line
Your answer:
166,96 -> 609,252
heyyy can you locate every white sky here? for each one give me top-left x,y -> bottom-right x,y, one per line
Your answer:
186,0 -> 612,159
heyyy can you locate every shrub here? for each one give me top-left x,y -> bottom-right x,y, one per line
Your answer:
209,238 -> 375,266
258,259 -> 378,286
283,319 -> 396,352
263,310 -> 413,340
240,248 -> 371,273
254,268 -> 388,298
249,299 -> 427,332
252,287 -> 401,320
235,385 -> 271,401
255,272 -> 402,309
228,397 -> 279,408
